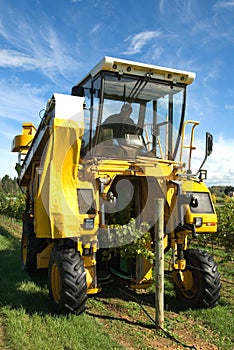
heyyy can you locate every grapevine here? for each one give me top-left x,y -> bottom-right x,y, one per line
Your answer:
102,218 -> 154,264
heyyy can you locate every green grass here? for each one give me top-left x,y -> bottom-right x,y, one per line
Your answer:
1,307 -> 124,350
183,245 -> 234,349
183,306 -> 234,349
174,244 -> 234,349
0,217 -> 234,350
0,223 -> 123,350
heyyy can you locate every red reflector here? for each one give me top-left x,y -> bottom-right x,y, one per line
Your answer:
206,222 -> 216,226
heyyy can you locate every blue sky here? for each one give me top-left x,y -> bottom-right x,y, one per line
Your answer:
0,0 -> 234,185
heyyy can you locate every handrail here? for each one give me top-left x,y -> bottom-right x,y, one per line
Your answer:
180,120 -> 200,172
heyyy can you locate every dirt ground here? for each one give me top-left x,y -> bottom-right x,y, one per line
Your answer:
86,278 -> 219,350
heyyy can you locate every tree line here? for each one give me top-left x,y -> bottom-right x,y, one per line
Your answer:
0,175 -> 25,220
209,185 -> 234,204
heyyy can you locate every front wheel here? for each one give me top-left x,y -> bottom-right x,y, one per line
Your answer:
173,249 -> 221,309
48,247 -> 87,315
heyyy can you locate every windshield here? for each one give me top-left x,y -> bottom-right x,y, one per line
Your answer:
79,72 -> 186,161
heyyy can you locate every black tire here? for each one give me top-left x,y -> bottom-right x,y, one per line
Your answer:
173,249 -> 221,309
21,219 -> 47,274
48,247 -> 87,315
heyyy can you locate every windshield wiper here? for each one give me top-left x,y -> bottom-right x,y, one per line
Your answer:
127,73 -> 152,100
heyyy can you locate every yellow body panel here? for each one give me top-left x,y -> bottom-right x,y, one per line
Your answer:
37,243 -> 54,268
131,256 -> 152,289
182,179 -> 217,233
11,123 -> 37,152
32,94 -> 85,239
35,119 -> 83,238
11,134 -> 34,152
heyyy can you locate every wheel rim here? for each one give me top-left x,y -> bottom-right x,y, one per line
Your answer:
21,233 -> 28,266
51,263 -> 61,304
178,269 -> 199,299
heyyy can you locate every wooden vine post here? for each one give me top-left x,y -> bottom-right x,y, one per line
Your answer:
155,198 -> 164,329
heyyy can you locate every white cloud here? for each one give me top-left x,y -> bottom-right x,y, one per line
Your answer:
201,59 -> 221,90
0,78 -> 51,179
0,15 -> 82,86
191,136 -> 234,186
159,0 -> 193,17
90,24 -> 100,35
0,19 -> 14,43
0,121 -> 24,179
0,149 -> 19,179
214,1 -> 234,9
159,0 -> 165,13
225,104 -> 234,109
192,3 -> 234,46
192,20 -> 233,45
123,31 -> 163,55
0,49 -> 41,70
38,26 -> 81,83
151,47 -> 164,60
0,78 -> 47,123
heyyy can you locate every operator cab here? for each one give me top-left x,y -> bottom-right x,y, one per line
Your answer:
72,57 -> 195,162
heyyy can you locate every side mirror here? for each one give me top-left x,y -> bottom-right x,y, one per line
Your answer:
206,132 -> 213,157
71,86 -> 84,97
196,132 -> 213,177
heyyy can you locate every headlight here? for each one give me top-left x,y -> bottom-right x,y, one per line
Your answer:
194,217 -> 203,227
84,218 -> 94,230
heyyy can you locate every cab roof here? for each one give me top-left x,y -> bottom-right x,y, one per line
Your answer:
73,56 -> 196,88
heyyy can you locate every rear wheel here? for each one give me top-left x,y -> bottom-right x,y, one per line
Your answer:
21,219 -> 47,274
173,249 -> 221,308
48,247 -> 87,315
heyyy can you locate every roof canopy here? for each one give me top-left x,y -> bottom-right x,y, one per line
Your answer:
74,56 -> 196,88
